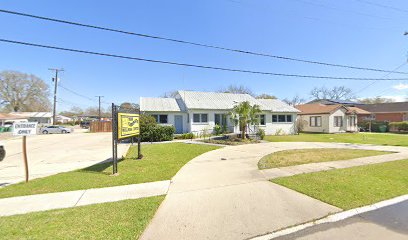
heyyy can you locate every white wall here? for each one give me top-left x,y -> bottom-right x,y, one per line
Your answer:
300,109 -> 358,133
329,108 -> 347,133
144,112 -> 188,133
188,110 -> 236,134
259,112 -> 297,135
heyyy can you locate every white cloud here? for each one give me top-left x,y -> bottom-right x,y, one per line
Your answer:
392,83 -> 408,90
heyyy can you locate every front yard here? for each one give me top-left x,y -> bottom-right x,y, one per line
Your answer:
0,196 -> 164,239
272,159 -> 408,210
265,132 -> 408,147
0,143 -> 219,198
258,148 -> 391,169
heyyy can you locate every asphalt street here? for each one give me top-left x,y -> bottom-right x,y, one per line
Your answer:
276,200 -> 408,240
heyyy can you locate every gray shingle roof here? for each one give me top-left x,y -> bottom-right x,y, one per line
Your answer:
140,97 -> 182,112
140,91 -> 299,113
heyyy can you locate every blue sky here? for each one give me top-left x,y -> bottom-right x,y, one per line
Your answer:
1,0 -> 408,111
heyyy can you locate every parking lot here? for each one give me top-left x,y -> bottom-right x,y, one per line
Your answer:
0,131 -> 128,186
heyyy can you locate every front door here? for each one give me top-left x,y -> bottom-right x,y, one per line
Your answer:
174,115 -> 183,134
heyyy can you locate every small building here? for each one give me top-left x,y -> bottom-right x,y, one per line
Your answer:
0,113 -> 28,127
56,115 -> 73,123
9,112 -> 53,124
140,90 -> 300,135
357,102 -> 408,122
295,104 -> 367,133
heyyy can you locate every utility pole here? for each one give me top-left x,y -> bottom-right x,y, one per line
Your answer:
96,96 -> 104,120
48,68 -> 64,125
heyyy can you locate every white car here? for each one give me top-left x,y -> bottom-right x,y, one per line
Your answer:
41,126 -> 72,134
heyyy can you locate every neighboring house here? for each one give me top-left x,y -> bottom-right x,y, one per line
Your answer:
56,115 -> 73,123
307,99 -> 362,106
357,102 -> 408,122
140,90 -> 300,135
0,113 -> 28,127
295,104 -> 367,133
9,112 -> 53,124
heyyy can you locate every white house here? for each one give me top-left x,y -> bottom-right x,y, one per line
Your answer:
295,103 -> 363,133
9,112 -> 53,124
140,90 -> 300,135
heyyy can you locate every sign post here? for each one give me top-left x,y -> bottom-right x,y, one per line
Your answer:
13,122 -> 38,182
111,104 -> 141,175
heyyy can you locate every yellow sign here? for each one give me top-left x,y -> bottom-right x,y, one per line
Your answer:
117,113 -> 140,139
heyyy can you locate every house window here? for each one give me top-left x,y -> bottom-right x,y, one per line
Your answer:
334,116 -> 343,127
272,114 -> 293,123
151,114 -> 168,124
310,116 -> 322,127
193,113 -> 208,123
215,114 -> 227,126
259,114 -> 266,125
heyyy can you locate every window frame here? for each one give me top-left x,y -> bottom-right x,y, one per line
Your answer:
193,113 -> 208,123
272,114 -> 293,123
259,114 -> 266,126
310,116 -> 322,127
334,116 -> 343,127
151,114 -> 168,124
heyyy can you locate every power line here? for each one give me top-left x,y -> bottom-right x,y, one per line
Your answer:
353,62 -> 408,94
2,38 -> 408,81
355,0 -> 408,14
0,9 -> 407,75
58,83 -> 94,101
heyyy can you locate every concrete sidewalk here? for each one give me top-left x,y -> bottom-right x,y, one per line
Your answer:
141,142 -> 408,240
0,180 -> 170,216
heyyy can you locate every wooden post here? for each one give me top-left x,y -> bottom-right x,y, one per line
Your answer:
137,137 -> 142,159
22,136 -> 29,182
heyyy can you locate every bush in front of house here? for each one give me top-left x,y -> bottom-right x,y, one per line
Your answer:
174,133 -> 195,140
358,121 -> 389,132
214,124 -> 222,135
257,128 -> 265,140
389,121 -> 408,132
140,114 -> 175,142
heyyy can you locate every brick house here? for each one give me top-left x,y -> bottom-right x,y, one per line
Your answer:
357,102 -> 408,122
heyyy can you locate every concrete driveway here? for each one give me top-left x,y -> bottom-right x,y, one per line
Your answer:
0,132 -> 128,186
141,142 -> 408,240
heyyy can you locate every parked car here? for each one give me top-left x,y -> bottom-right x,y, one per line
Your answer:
80,121 -> 90,129
0,142 -> 5,162
41,126 -> 72,134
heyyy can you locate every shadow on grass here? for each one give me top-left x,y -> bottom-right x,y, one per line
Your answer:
78,158 -> 125,175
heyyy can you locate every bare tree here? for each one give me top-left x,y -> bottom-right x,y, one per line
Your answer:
256,93 -> 277,99
218,84 -> 255,96
160,90 -> 179,98
283,95 -> 305,106
310,86 -> 354,100
0,71 -> 51,112
359,97 -> 395,104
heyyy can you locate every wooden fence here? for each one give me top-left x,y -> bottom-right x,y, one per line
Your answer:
90,121 -> 112,133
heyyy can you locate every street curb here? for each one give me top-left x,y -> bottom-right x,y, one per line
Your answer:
249,194 -> 408,240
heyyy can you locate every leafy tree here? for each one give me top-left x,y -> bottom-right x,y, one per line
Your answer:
256,93 -> 277,99
229,101 -> 261,139
0,70 -> 51,112
160,90 -> 179,98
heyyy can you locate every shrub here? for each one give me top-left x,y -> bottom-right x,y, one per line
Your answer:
139,114 -> 175,142
389,121 -> 408,132
214,124 -> 222,135
174,132 -> 195,140
257,128 -> 265,140
358,121 -> 389,132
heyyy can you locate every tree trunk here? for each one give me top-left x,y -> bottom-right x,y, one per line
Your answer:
241,124 -> 246,139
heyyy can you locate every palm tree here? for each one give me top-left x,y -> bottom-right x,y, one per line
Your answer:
230,101 -> 262,139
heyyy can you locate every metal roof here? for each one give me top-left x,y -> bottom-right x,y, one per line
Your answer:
9,112 -> 53,118
257,99 -> 300,112
140,97 -> 182,112
140,91 -> 299,113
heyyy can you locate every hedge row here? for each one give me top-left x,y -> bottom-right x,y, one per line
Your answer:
140,114 -> 175,142
389,121 -> 408,132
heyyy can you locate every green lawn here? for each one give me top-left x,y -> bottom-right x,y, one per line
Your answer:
272,159 -> 408,210
0,196 -> 164,239
0,143 -> 219,199
265,133 -> 408,147
258,148 -> 391,169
